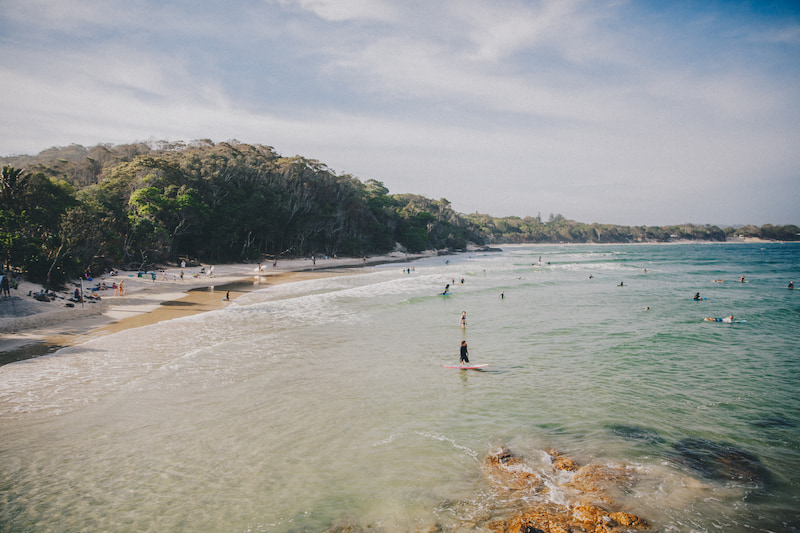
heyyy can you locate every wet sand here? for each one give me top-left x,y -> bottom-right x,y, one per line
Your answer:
0,269 -> 352,365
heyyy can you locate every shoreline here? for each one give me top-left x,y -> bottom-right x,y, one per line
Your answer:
0,252 -> 432,365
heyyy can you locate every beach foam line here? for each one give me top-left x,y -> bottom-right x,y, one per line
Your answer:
0,252 -> 433,363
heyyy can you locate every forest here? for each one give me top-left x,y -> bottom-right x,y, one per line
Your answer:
2,140 -> 798,288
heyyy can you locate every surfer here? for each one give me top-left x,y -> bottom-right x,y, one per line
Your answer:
460,311 -> 467,328
705,315 -> 734,323
693,292 -> 701,300
460,340 -> 469,364
740,275 -> 746,283
790,281 -> 794,290
442,283 -> 450,295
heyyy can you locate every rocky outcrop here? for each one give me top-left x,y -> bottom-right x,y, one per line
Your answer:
485,448 -> 649,533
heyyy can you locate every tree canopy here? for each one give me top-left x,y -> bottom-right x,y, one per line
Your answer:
1,140 -> 796,288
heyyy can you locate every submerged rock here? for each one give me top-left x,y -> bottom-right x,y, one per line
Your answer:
750,415 -> 796,429
670,438 -> 772,487
607,424 -> 665,445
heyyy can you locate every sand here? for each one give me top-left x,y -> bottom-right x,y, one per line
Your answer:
0,252 -> 430,364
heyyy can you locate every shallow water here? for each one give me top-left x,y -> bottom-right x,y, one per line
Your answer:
1,243 -> 798,532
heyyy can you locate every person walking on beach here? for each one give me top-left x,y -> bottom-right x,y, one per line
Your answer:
0,272 -> 9,297
459,340 -> 469,364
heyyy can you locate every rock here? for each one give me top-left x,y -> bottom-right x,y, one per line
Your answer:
570,464 -> 638,495
545,449 -> 579,472
609,512 -> 649,528
607,424 -> 665,445
484,447 -> 650,533
484,447 -> 545,492
670,438 -> 772,486
572,505 -> 649,531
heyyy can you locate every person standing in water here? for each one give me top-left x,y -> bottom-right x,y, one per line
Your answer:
460,311 -> 467,328
459,340 -> 469,364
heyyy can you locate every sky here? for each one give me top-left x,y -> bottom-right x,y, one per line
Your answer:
1,0 -> 799,226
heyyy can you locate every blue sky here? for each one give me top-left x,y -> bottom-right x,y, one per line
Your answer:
1,0 -> 798,225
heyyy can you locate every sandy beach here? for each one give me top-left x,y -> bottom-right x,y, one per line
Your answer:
0,252 -> 430,364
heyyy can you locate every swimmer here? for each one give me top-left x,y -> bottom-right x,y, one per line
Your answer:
705,315 -> 734,323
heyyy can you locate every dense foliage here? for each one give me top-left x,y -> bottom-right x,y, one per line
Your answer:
2,140 -> 797,288
465,213 -> 733,244
1,141 -> 478,287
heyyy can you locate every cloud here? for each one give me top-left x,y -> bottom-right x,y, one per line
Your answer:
277,0 -> 399,22
1,0 -> 798,224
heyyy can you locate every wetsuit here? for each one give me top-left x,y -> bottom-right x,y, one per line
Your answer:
460,344 -> 469,364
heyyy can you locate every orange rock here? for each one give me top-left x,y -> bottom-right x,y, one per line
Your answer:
609,512 -> 649,528
545,448 -> 580,472
484,447 -> 544,492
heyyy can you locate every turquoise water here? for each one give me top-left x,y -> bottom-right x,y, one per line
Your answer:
1,243 -> 798,532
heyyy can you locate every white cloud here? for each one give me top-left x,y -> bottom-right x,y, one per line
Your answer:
277,0 -> 398,22
1,0 -> 798,224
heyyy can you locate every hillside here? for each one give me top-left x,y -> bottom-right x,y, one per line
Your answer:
2,140 -> 798,287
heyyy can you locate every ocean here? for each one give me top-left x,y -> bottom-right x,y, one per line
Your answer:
1,243 -> 798,532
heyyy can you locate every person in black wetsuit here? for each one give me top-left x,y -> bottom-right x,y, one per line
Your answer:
460,340 -> 469,364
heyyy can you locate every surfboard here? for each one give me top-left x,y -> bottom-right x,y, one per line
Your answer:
442,364 -> 490,370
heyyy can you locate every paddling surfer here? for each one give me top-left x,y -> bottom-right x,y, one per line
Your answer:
460,340 -> 469,364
